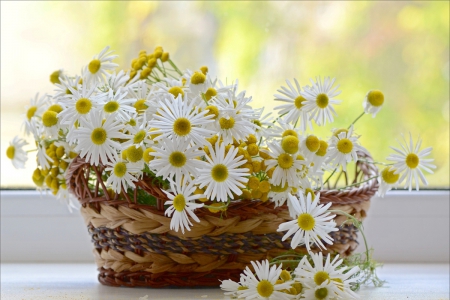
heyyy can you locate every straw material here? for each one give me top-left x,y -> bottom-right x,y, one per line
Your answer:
67,152 -> 378,287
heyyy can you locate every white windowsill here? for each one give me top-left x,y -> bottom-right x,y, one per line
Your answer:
1,190 -> 449,263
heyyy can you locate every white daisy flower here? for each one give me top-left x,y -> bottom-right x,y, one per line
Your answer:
53,75 -> 81,100
277,193 -> 337,252
163,180 -> 204,234
58,81 -> 100,126
97,88 -> 136,122
274,78 -> 312,130
263,142 -> 306,187
149,95 -> 215,146
56,183 -> 80,213
106,70 -> 139,93
220,279 -> 243,299
41,108 -> 62,138
269,183 -> 295,208
36,140 -> 52,170
326,126 -> 368,172
238,260 -> 294,300
149,139 -> 205,187
196,142 -> 249,202
387,133 -> 436,191
252,107 -> 275,143
22,93 -> 50,136
363,90 -> 385,118
301,280 -> 342,300
83,46 -> 118,84
302,77 -> 341,126
127,80 -> 152,116
72,110 -> 130,166
153,77 -> 188,100
6,136 -> 28,169
377,166 -> 400,197
122,120 -> 153,149
299,134 -> 321,161
105,157 -> 142,193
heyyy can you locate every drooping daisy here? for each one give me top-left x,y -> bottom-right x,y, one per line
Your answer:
163,180 -> 204,234
274,78 -> 312,130
41,108 -> 61,138
277,193 -> 337,252
377,166 -> 400,197
301,280 -> 343,300
105,157 -> 143,193
6,136 -> 28,169
97,88 -> 137,122
72,110 -> 130,166
269,183 -> 295,208
238,260 -> 294,300
22,93 -> 50,136
83,46 -> 118,84
149,95 -> 215,146
363,90 -> 385,118
196,142 -> 249,202
58,81 -> 100,126
149,139 -> 205,186
326,126 -> 368,171
302,77 -> 341,126
56,183 -> 80,213
387,133 -> 436,191
263,142 -> 306,187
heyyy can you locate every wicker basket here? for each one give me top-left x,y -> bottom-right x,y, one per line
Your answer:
67,152 -> 378,288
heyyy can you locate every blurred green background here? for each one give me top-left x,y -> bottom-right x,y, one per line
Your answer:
1,1 -> 448,188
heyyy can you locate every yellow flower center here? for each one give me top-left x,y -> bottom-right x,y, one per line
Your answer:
126,146 -> 143,162
42,111 -> 58,127
337,138 -> 353,154
314,271 -> 330,285
6,146 -> 15,159
281,136 -> 299,154
113,162 -> 127,178
282,129 -> 298,138
168,86 -> 184,98
305,135 -> 320,152
204,88 -> 217,101
76,98 -> 92,115
27,106 -> 37,120
88,59 -> 101,74
297,213 -> 315,231
143,148 -> 155,163
292,282 -> 303,294
280,270 -> 292,281
49,104 -> 63,113
173,194 -> 186,212
190,71 -> 206,85
104,101 -> 119,113
333,128 -> 348,138
169,151 -> 187,167
173,117 -> 192,136
381,166 -> 400,184
211,164 -> 229,182
50,70 -> 61,84
133,99 -> 148,114
128,119 -> 137,126
133,130 -> 146,144
219,117 -> 235,130
316,93 -> 329,108
315,287 -> 328,299
205,105 -> 219,119
316,140 -> 328,156
367,90 -> 384,107
406,153 -> 419,169
278,153 -> 294,169
295,95 -> 306,109
91,128 -> 107,145
256,280 -> 274,298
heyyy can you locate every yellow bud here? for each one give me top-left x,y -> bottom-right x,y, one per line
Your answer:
251,189 -> 262,199
161,52 -> 169,62
200,66 -> 208,75
259,180 -> 270,193
50,70 -> 61,84
248,176 -> 260,190
246,134 -> 257,144
252,160 -> 262,173
247,143 -> 259,156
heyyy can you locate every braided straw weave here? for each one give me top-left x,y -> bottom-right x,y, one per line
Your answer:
67,152 -> 378,287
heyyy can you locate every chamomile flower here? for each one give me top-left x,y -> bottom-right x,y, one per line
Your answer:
106,70 -> 139,93
387,133 -> 436,191
274,79 -> 312,130
56,183 -> 80,213
196,142 -> 249,202
277,193 -> 337,252
22,93 -> 50,136
238,260 -> 294,300
363,90 -> 385,118
377,166 -> 400,197
263,142 -> 306,187
105,157 -> 143,193
97,88 -> 136,122
302,77 -> 341,126
122,121 -> 153,149
301,280 -> 342,300
37,140 -> 52,169
220,278 -> 245,299
83,46 -> 118,84
58,81 -> 99,126
72,110 -> 130,166
326,126 -> 367,171
149,139 -> 205,186
127,80 -> 151,115
163,180 -> 204,234
149,95 -> 215,146
53,75 -> 81,100
153,78 -> 188,99
269,183 -> 295,208
6,136 -> 28,169
252,107 -> 275,143
41,108 -> 61,138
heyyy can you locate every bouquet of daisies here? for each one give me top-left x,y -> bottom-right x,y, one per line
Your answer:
7,46 -> 435,298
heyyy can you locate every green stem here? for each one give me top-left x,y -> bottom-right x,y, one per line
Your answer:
357,159 -> 394,166
338,175 -> 378,190
322,168 -> 337,186
168,59 -> 183,76
348,111 -> 365,129
26,149 -> 38,153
